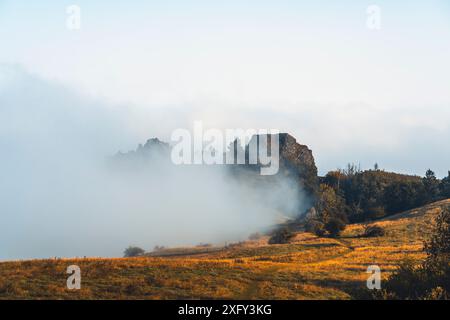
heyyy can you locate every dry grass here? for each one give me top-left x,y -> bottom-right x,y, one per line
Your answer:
1,199 -> 448,300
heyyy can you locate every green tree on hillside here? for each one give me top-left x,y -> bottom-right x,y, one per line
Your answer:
440,171 -> 450,199
314,184 -> 348,237
269,228 -> 295,244
381,207 -> 450,299
424,207 -> 450,267
422,169 -> 440,203
384,181 -> 425,214
124,246 -> 145,257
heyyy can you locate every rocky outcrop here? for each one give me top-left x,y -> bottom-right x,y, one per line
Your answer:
276,133 -> 319,200
245,133 -> 319,210
116,138 -> 170,159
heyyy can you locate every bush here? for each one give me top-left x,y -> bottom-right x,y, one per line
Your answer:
123,246 -> 145,257
268,228 -> 295,244
314,226 -> 326,237
381,260 -> 427,299
196,243 -> 212,248
248,232 -> 262,240
378,208 -> 450,300
153,245 -> 165,252
325,218 -> 346,237
314,184 -> 348,237
362,224 -> 385,237
380,259 -> 450,300
305,217 -> 345,238
305,220 -> 326,237
424,207 -> 450,266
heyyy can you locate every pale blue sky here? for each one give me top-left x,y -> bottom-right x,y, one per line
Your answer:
1,0 -> 450,176
1,0 -> 449,105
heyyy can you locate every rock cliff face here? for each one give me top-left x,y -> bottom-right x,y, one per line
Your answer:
246,133 -> 319,209
276,133 -> 319,200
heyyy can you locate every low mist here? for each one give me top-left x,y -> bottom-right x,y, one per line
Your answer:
0,65 -> 305,260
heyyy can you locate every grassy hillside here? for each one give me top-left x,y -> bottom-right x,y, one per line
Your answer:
1,199 -> 448,300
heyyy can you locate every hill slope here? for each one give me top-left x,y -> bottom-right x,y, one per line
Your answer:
1,199 -> 449,300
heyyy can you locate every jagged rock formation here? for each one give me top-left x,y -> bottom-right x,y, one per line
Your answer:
276,133 -> 319,201
115,137 -> 171,167
244,133 -> 319,212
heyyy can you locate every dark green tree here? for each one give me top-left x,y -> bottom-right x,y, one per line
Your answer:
124,246 -> 145,257
424,207 -> 450,267
423,169 -> 440,203
381,208 -> 450,299
325,217 -> 346,237
269,228 -> 295,244
440,171 -> 450,199
315,184 -> 348,237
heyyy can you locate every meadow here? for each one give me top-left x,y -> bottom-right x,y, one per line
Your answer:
0,199 -> 447,300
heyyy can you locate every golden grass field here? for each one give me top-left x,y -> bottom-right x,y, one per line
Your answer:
1,199 -> 448,300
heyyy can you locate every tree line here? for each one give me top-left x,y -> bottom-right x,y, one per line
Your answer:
306,164 -> 450,237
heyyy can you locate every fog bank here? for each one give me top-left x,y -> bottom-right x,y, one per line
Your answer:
0,65 -> 304,260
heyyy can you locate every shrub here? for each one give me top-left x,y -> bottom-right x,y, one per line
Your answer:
379,208 -> 450,299
123,246 -> 145,257
305,220 -> 326,237
268,228 -> 295,244
248,232 -> 262,240
424,207 -> 450,266
314,226 -> 326,237
314,184 -> 348,237
196,243 -> 212,248
381,260 -> 427,299
362,224 -> 385,237
153,245 -> 165,252
325,217 -> 346,237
